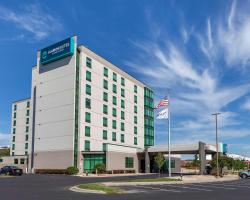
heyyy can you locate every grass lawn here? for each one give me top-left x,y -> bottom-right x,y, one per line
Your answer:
77,183 -> 123,194
125,177 -> 182,182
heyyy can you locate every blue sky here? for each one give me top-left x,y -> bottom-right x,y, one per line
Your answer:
0,0 -> 250,157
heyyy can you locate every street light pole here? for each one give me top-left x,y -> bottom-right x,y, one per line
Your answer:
212,112 -> 221,178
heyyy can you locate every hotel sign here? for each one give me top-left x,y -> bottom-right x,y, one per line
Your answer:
40,37 -> 75,65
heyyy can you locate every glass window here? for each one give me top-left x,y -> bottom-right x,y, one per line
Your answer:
121,111 -> 125,120
134,95 -> 137,103
103,130 -> 108,140
26,118 -> 29,124
134,137 -> 138,145
26,110 -> 30,116
12,144 -> 15,150
14,112 -> 16,118
104,67 -> 108,77
125,157 -> 134,168
86,84 -> 91,95
12,136 -> 15,142
103,79 -> 108,89
103,117 -> 108,127
13,128 -> 16,134
134,116 -> 137,124
85,112 -> 91,123
85,126 -> 90,137
103,104 -> 108,114
112,108 -> 117,117
121,122 -> 125,131
85,98 -> 91,109
121,88 -> 125,97
134,106 -> 137,113
13,120 -> 16,126
121,77 -> 125,86
25,126 -> 29,133
103,92 -> 108,102
85,140 -> 90,151
112,120 -> 117,129
134,126 -> 137,134
14,158 -> 18,164
112,84 -> 117,94
86,57 -> 92,68
134,85 -> 137,93
25,135 -> 28,141
27,101 -> 30,107
121,99 -> 125,108
86,71 -> 91,81
113,72 -> 117,82
121,134 -> 125,143
112,132 -> 116,141
25,143 -> 28,149
14,104 -> 17,110
20,158 -> 25,164
112,96 -> 117,105
103,143 -> 107,151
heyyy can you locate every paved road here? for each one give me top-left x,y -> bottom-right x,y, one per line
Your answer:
0,174 -> 249,200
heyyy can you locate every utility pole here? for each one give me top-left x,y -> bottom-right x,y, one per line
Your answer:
212,112 -> 221,178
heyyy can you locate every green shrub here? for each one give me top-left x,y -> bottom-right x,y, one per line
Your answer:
93,163 -> 106,174
66,166 -> 79,175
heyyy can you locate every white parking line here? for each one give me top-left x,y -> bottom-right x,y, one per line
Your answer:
187,183 -> 236,190
136,185 -> 181,193
165,184 -> 212,192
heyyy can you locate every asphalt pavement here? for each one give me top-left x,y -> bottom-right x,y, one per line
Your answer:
0,174 -> 249,200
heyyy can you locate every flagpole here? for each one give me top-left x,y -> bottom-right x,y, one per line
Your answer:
168,91 -> 171,178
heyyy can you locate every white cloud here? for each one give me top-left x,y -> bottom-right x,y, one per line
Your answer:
0,133 -> 10,146
0,4 -> 63,40
242,99 -> 250,110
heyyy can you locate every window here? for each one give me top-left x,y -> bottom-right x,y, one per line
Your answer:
14,112 -> 16,118
13,120 -> 16,126
103,79 -> 108,89
85,98 -> 91,109
103,143 -> 107,151
12,136 -> 15,142
26,110 -> 30,116
85,112 -> 91,123
134,95 -> 137,103
25,126 -> 29,133
121,122 -> 125,131
134,116 -> 137,124
112,84 -> 117,93
134,106 -> 137,113
14,158 -> 18,165
134,126 -> 137,134
112,132 -> 116,141
104,67 -> 108,77
26,118 -> 29,124
25,151 -> 28,155
103,117 -> 108,127
0,158 -> 2,163
121,99 -> 125,108
121,77 -> 125,86
134,85 -> 137,93
112,120 -> 117,129
86,71 -> 91,81
134,137 -> 138,145
20,158 -> 25,164
27,101 -> 30,107
103,105 -> 108,114
121,134 -> 125,143
112,108 -> 117,117
25,135 -> 28,141
86,84 -> 91,95
85,140 -> 90,151
103,130 -> 108,140
125,157 -> 134,168
113,72 -> 117,82
14,104 -> 17,110
25,143 -> 28,149
121,88 -> 125,97
13,128 -> 16,134
112,96 -> 117,105
121,111 -> 125,120
103,92 -> 108,102
85,126 -> 90,137
12,152 -> 15,156
86,57 -> 92,68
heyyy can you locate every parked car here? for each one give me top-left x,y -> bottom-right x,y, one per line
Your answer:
0,166 -> 23,176
239,170 -> 250,179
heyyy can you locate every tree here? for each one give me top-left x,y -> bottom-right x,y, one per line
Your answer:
192,154 -> 200,174
154,153 -> 165,177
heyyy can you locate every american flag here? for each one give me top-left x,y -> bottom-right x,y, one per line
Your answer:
154,97 -> 169,109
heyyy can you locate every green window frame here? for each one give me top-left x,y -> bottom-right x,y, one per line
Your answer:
25,143 -> 28,149
13,128 -> 16,134
134,95 -> 137,103
86,84 -> 91,95
13,120 -> 16,126
14,105 -> 17,111
14,158 -> 18,164
121,134 -> 125,143
86,71 -> 91,82
85,126 -> 90,137
134,106 -> 137,113
12,144 -> 15,150
103,79 -> 108,90
103,104 -> 108,114
103,143 -> 107,151
112,132 -> 116,141
121,99 -> 125,108
121,122 -> 125,131
121,111 -> 125,120
112,120 -> 117,129
85,112 -> 91,123
112,84 -> 117,94
103,117 -> 108,127
86,57 -> 92,68
125,157 -> 134,168
113,72 -> 117,82
134,126 -> 137,134
25,126 -> 29,133
12,136 -> 15,142
27,101 -> 30,107
112,96 -> 117,105
121,88 -> 125,97
121,77 -> 125,86
103,92 -> 108,102
26,110 -> 30,116
134,116 -> 137,124
25,135 -> 28,141
112,108 -> 117,117
103,130 -> 108,140
26,118 -> 29,124
20,158 -> 25,164
85,98 -> 91,109
134,137 -> 138,145
104,67 -> 108,77
85,140 -> 90,151
134,85 -> 137,93
13,112 -> 16,118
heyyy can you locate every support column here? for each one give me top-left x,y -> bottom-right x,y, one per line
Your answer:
199,141 -> 206,175
145,147 -> 150,173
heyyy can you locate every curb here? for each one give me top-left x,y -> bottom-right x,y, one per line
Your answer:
69,186 -> 106,194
